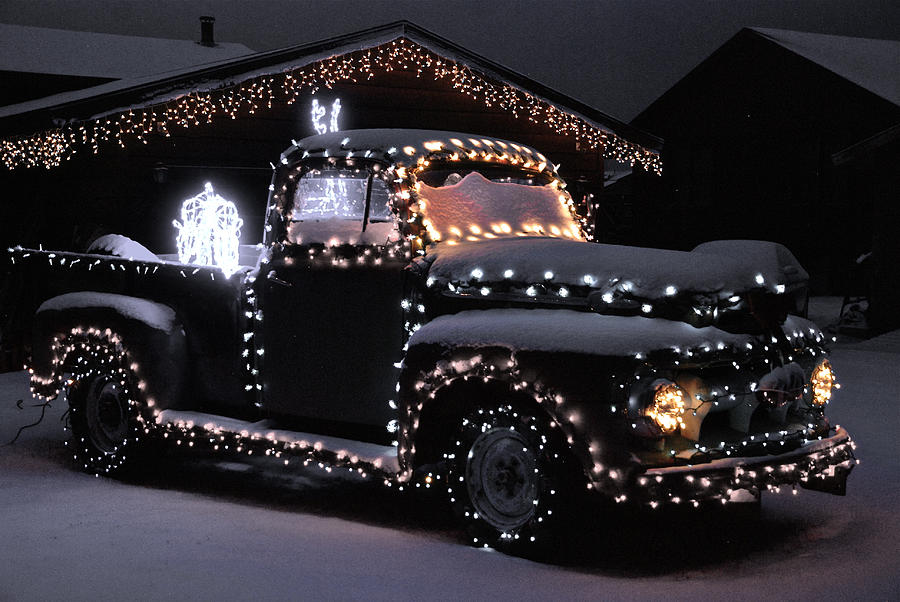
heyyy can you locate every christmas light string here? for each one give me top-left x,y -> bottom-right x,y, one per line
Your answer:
397,345 -> 855,509
7,129 -> 857,544
10,176 -> 851,514
13,242 -> 856,519
0,38 -> 662,174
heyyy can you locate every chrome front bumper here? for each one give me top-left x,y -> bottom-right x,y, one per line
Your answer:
629,427 -> 856,506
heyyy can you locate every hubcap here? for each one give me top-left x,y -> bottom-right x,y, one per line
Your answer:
466,427 -> 538,531
85,378 -> 128,453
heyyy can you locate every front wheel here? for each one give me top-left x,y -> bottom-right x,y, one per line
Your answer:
446,404 -> 585,555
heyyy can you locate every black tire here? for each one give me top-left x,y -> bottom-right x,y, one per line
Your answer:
64,333 -> 150,476
445,404 -> 585,556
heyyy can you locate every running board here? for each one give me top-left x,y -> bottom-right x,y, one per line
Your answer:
155,410 -> 400,480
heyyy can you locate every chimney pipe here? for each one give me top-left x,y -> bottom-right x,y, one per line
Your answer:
199,16 -> 215,47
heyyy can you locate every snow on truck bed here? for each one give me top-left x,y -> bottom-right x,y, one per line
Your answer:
426,237 -> 786,299
88,234 -> 161,263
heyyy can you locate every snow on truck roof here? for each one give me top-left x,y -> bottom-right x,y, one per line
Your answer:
284,129 -> 557,173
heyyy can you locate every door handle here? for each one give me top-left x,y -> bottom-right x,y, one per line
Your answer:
267,270 -> 292,287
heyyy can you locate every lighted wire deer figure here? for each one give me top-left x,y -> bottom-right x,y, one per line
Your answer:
311,98 -> 342,134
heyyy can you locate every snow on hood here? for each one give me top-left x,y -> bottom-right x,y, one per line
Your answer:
409,308 -> 750,356
409,309 -> 824,358
424,237 -> 783,302
692,240 -> 809,289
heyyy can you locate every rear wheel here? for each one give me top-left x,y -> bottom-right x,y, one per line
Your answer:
446,404 -> 585,555
64,332 -> 149,475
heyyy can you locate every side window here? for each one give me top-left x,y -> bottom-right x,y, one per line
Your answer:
287,167 -> 396,245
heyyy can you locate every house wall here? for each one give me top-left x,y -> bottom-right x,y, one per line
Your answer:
830,138 -> 900,333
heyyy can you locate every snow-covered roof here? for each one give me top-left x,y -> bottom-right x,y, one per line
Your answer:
0,23 -> 254,80
750,27 -> 900,107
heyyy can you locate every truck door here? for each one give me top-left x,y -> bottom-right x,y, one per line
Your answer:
259,165 -> 405,441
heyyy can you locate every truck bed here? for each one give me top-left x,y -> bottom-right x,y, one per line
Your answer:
3,247 -> 253,411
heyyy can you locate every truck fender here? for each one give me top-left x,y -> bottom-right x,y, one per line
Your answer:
31,292 -> 187,411
398,342 -> 594,484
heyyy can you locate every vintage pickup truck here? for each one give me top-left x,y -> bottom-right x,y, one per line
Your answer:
4,129 -> 855,553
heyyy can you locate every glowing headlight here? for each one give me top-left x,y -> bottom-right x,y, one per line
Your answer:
646,381 -> 687,434
811,360 -> 837,406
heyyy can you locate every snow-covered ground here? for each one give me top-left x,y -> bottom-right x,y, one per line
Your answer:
1,335 -> 898,600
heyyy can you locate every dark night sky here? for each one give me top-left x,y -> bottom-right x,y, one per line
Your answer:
1,0 -> 898,120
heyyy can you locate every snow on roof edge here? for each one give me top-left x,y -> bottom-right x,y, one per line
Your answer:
0,29 -> 404,121
402,30 -> 621,141
749,27 -> 900,107
0,22 -> 254,79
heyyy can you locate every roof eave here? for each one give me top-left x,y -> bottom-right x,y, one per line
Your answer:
0,20 -> 661,152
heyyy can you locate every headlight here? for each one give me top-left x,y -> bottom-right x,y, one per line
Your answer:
810,360 -> 837,406
646,381 -> 687,434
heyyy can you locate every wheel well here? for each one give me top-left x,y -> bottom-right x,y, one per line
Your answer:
32,304 -> 188,410
410,377 -> 559,470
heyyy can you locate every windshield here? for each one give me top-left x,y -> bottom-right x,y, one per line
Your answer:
415,166 -> 584,242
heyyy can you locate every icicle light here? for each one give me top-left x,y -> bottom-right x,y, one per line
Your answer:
0,38 -> 661,174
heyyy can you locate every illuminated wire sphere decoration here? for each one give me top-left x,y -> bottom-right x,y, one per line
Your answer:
172,182 -> 243,277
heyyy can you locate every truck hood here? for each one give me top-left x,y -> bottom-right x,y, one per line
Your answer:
420,238 -> 788,326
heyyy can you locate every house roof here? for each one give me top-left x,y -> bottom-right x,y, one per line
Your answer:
749,27 -> 900,107
0,21 -> 662,174
0,22 -> 254,80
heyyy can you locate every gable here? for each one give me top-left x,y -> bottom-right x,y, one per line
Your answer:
0,23 -> 661,175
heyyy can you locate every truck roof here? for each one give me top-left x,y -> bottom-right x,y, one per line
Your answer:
281,128 -> 558,175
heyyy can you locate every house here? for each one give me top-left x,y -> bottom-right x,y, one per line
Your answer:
829,122 -> 900,333
631,27 -> 900,333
